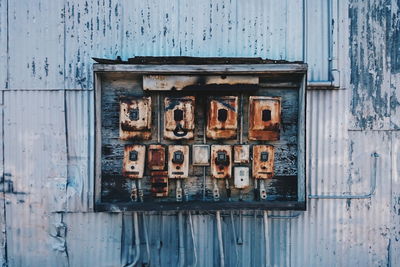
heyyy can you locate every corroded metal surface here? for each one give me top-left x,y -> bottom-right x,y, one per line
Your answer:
207,96 -> 238,140
167,145 -> 189,179
150,171 -> 169,197
147,145 -> 166,171
252,145 -> 275,179
249,96 -> 281,141
122,145 -> 145,179
119,97 -> 152,140
211,145 -> 232,179
164,96 -> 195,140
234,145 -> 250,164
143,75 -> 259,91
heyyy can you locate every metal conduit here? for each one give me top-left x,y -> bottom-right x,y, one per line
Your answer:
178,212 -> 185,267
126,212 -> 141,267
216,211 -> 225,267
308,152 -> 379,199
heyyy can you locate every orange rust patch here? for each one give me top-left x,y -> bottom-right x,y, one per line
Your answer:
119,97 -> 152,140
122,145 -> 146,179
210,145 -> 232,179
252,145 -> 275,179
147,145 -> 166,170
249,96 -> 281,141
207,96 -> 238,140
164,96 -> 195,140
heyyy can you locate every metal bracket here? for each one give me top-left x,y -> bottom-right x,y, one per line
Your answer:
308,152 -> 379,199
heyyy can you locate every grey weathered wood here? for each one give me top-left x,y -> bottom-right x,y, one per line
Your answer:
297,75 -> 307,202
94,64 -> 308,74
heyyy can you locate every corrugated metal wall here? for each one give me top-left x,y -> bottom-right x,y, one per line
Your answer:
0,0 -> 399,266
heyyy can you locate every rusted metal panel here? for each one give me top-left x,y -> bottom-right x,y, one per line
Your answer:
234,145 -> 250,164
164,96 -> 195,140
168,145 -> 189,179
211,145 -> 232,179
249,96 -> 281,141
147,145 -> 166,171
192,145 -> 210,166
207,96 -> 238,140
150,171 -> 169,197
143,75 -> 259,90
122,145 -> 146,179
119,97 -> 152,140
252,145 -> 275,179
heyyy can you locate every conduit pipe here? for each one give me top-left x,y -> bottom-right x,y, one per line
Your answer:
126,212 -> 141,267
178,212 -> 185,267
216,211 -> 225,267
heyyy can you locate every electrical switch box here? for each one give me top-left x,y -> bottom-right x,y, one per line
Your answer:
234,167 -> 250,189
96,59 -> 307,211
234,145 -> 250,164
164,96 -> 195,140
168,145 -> 189,178
151,171 -> 169,197
192,145 -> 210,166
119,97 -> 152,140
211,145 -> 232,179
147,145 -> 166,170
252,145 -> 275,179
122,145 -> 146,179
207,96 -> 238,140
249,96 -> 281,141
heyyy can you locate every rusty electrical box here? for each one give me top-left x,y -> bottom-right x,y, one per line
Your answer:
119,97 -> 152,140
164,96 -> 195,140
122,145 -> 146,179
249,96 -> 281,141
207,96 -> 238,140
95,58 -> 307,211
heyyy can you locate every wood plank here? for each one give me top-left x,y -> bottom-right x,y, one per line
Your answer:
94,63 -> 308,74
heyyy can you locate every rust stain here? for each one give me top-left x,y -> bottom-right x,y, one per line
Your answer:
119,97 -> 152,140
207,96 -> 238,140
122,145 -> 146,179
147,145 -> 166,170
252,145 -> 275,179
168,145 -> 189,178
211,145 -> 232,179
150,171 -> 168,197
248,96 -> 281,141
164,96 -> 195,140
233,145 -> 250,164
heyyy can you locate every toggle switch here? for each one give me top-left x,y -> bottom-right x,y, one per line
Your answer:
168,145 -> 189,178
172,151 -> 184,164
122,145 -> 146,179
211,145 -> 232,179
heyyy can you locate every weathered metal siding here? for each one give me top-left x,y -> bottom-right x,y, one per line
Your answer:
0,0 -> 399,266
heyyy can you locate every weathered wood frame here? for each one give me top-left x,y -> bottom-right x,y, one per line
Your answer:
94,63 -> 307,211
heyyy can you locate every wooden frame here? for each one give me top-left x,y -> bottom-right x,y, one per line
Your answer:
94,63 -> 307,211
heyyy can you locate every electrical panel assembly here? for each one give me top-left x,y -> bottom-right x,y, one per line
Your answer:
95,58 -> 306,211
